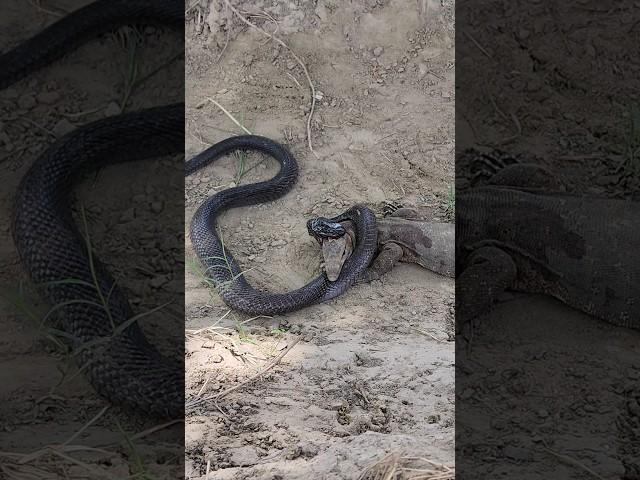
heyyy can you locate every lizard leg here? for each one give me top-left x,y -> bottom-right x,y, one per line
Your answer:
456,246 -> 517,332
360,242 -> 405,283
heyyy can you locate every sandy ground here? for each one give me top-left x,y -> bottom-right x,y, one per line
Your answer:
0,1 -> 184,478
184,0 -> 455,478
456,1 -> 640,478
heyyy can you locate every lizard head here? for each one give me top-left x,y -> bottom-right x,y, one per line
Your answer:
307,218 -> 355,281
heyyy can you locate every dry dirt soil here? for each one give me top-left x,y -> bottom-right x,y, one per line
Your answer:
457,1 -> 640,478
184,0 -> 455,479
1,1 -> 184,478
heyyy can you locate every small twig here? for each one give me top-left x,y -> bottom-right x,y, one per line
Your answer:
245,10 -> 280,46
391,177 -> 405,196
463,31 -> 493,59
132,49 -> 183,91
224,0 -> 319,157
541,444 -> 606,480
488,94 -> 509,122
62,406 -> 109,447
186,336 -> 301,408
412,326 -> 446,343
204,97 -> 253,134
185,1 -> 200,16
426,70 -> 445,81
286,71 -> 302,89
375,132 -> 397,144
196,375 -> 212,397
125,420 -> 182,444
19,117 -> 57,138
214,335 -> 301,400
28,0 -> 68,17
215,2 -> 232,63
510,111 -> 522,135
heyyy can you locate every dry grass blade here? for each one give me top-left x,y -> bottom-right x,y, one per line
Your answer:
463,30 -> 492,59
62,406 -> 109,447
541,444 -> 606,480
122,419 -> 183,444
28,0 -> 68,17
186,335 -> 301,409
0,407 -> 180,479
213,335 -> 301,399
204,97 -> 252,134
357,452 -> 401,480
357,453 -> 454,480
411,326 -> 447,343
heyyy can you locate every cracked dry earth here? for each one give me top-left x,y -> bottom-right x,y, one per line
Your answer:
185,0 -> 455,478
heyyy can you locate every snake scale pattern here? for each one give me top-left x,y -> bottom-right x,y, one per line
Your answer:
6,0 -> 184,418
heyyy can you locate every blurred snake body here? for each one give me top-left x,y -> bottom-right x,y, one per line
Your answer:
6,0 -> 377,417
7,0 -> 183,418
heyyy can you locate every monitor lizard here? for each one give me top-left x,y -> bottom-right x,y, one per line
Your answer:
314,209 -> 454,282
456,154 -> 640,331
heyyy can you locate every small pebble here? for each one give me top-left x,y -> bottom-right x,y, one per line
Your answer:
104,102 -> 121,117
373,46 -> 384,56
4,88 -> 19,99
150,201 -> 164,213
120,207 -> 135,222
53,118 -> 75,137
18,95 -> 36,110
149,276 -> 168,288
37,91 -> 60,105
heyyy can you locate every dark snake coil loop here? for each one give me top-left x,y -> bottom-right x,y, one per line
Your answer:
186,136 -> 378,316
8,0 -> 184,418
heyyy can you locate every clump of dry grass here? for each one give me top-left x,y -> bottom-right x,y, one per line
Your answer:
0,409 -> 181,480
357,453 -> 454,480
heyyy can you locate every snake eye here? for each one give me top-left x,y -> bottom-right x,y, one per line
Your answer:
307,217 -> 346,239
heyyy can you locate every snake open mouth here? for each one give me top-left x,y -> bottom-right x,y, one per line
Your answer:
308,218 -> 357,281
321,234 -> 353,281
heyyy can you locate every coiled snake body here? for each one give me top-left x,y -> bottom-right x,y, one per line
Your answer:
187,136 -> 378,315
7,0 -> 184,418
7,0 -> 377,417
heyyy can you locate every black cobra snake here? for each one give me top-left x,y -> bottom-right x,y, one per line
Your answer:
186,136 -> 378,315
6,0 -> 377,417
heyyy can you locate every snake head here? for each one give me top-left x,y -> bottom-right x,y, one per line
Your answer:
306,217 -> 346,243
307,217 -> 355,281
